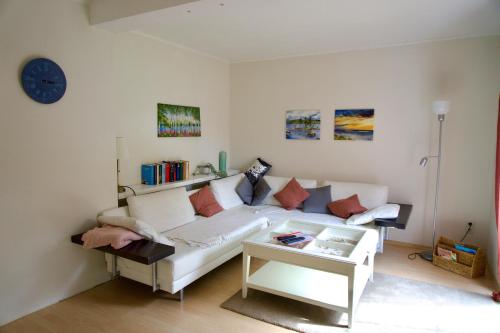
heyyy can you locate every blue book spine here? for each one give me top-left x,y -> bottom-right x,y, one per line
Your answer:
141,164 -> 155,185
155,164 -> 158,185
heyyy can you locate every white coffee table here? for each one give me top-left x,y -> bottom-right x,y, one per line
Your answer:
242,220 -> 378,328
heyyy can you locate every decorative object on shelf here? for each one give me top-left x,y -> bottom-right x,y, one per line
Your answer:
219,151 -> 227,176
418,100 -> 449,262
193,163 -> 226,178
285,110 -> 320,140
142,160 -> 190,185
334,109 -> 374,141
21,58 -> 67,104
157,103 -> 201,137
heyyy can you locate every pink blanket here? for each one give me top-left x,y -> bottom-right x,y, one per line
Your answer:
82,225 -> 143,249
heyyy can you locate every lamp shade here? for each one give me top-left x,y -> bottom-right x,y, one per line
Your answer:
116,137 -> 130,160
432,100 -> 450,115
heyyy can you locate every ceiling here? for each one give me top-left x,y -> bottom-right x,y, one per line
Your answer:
91,0 -> 500,63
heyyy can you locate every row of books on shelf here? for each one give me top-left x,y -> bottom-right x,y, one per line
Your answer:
141,160 -> 190,185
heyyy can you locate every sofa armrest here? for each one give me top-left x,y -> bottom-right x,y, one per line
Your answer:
71,233 -> 174,265
374,203 -> 412,230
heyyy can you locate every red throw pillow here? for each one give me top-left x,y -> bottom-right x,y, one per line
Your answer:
189,186 -> 223,217
327,194 -> 367,218
274,178 -> 310,210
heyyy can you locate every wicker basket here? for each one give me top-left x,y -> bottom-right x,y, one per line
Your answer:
432,236 -> 486,278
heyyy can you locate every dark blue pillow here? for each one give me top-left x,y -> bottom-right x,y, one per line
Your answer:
303,186 -> 332,214
244,158 -> 272,185
235,176 -> 254,205
251,177 -> 271,206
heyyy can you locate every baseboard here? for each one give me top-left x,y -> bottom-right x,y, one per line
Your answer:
384,239 -> 430,250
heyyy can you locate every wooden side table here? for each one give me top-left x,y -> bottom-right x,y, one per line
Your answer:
71,233 -> 176,296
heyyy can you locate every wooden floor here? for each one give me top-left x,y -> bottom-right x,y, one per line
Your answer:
1,243 -> 496,333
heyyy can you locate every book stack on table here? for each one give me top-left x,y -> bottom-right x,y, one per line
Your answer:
141,160 -> 190,185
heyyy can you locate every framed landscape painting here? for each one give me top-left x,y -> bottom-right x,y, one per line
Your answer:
157,103 -> 201,137
334,109 -> 374,141
286,110 -> 320,140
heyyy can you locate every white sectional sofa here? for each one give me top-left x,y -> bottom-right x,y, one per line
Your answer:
100,173 -> 388,297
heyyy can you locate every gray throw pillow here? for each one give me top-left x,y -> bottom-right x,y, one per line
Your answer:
303,185 -> 332,214
251,177 -> 271,206
235,176 -> 254,205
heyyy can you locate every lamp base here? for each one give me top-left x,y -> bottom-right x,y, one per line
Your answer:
419,250 -> 433,262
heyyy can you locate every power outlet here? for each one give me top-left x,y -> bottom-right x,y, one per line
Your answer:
463,222 -> 473,241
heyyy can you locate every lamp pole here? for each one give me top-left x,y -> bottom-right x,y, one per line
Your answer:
420,114 -> 444,261
419,101 -> 448,261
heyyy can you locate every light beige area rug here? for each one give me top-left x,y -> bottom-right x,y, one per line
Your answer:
221,273 -> 498,333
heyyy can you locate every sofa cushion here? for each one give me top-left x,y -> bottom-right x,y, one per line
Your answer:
235,176 -> 254,205
127,187 -> 195,233
346,203 -> 400,225
274,178 -> 310,210
162,205 -> 269,280
251,177 -> 271,206
321,181 -> 388,210
303,185 -> 332,214
244,158 -> 272,185
210,173 -> 245,209
262,176 -> 317,206
328,194 -> 367,219
189,186 -> 223,217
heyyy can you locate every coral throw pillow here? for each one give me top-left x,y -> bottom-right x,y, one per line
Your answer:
274,178 -> 310,210
189,186 -> 223,217
328,194 -> 367,219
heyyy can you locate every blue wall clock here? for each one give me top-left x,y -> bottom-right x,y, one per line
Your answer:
21,58 -> 67,104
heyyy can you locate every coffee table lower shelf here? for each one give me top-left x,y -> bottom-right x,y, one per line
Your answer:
246,261 -> 371,316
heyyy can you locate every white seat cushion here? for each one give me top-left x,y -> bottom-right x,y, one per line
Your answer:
127,187 -> 195,233
210,173 -> 245,209
321,181 -> 388,210
162,205 -> 269,280
159,204 -> 379,281
262,175 -> 317,206
246,205 -> 379,233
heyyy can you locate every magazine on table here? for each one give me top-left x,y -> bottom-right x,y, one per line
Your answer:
272,231 -> 314,249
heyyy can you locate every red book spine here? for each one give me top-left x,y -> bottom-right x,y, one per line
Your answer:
166,162 -> 171,182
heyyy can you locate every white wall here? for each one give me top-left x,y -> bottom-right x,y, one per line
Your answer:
0,0 -> 230,325
114,33 -> 231,186
230,37 -> 500,248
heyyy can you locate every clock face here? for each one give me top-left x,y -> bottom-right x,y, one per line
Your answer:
21,58 -> 67,104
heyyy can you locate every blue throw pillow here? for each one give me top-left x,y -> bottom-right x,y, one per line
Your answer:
251,177 -> 271,206
235,176 -> 254,205
303,186 -> 332,214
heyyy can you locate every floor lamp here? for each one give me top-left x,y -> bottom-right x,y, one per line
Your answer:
419,100 -> 450,261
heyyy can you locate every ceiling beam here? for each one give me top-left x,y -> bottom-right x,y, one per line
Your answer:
90,0 -> 200,31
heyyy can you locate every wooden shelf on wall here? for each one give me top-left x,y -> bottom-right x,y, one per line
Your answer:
118,169 -> 240,200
